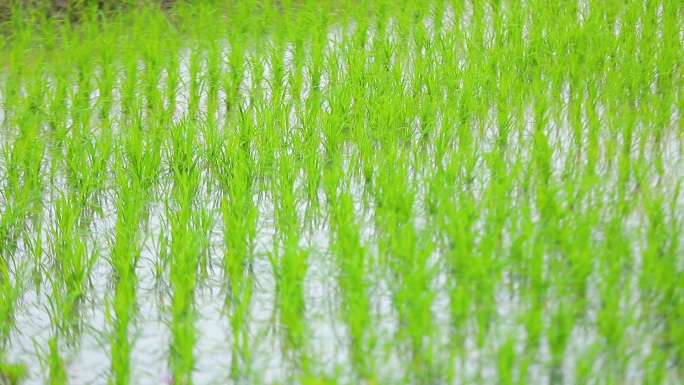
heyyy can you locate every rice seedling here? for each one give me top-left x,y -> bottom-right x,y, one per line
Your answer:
0,0 -> 683,383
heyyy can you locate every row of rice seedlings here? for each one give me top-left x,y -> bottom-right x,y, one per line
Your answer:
269,144 -> 310,381
329,184 -> 375,381
161,119 -> 204,385
36,35 -> 113,378
104,142 -> 147,385
1,33 -> 45,385
42,191 -> 97,384
214,128 -> 257,381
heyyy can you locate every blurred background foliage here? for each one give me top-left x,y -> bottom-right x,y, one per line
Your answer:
0,0 -> 182,23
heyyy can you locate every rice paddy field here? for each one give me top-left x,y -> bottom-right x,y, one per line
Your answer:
1,0 -> 683,384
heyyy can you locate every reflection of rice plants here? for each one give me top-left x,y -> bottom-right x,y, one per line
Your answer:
1,0 -> 683,383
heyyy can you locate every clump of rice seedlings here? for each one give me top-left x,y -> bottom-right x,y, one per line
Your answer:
104,152 -> 146,385
329,186 -> 375,380
46,191 -> 96,339
0,358 -> 27,385
217,132 -> 257,343
269,148 -> 311,378
162,119 -> 206,385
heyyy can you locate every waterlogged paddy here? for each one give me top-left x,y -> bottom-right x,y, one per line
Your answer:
1,1 -> 684,384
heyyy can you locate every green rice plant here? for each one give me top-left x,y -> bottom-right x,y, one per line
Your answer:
162,117 -> 212,384
61,127 -> 111,222
165,199 -> 200,385
121,115 -> 163,206
269,236 -> 310,380
226,274 -> 254,383
92,26 -> 119,121
119,42 -> 142,120
0,358 -> 27,385
46,191 -> 97,338
547,300 -> 575,372
1,126 -> 44,255
218,138 -> 257,299
496,334 -> 518,385
202,40 -> 223,123
185,45 -> 203,121
269,152 -> 309,371
222,27 -> 246,115
329,188 -> 374,379
294,95 -> 325,221
1,0 -> 684,383
0,256 -> 22,349
104,154 -> 147,385
46,336 -> 66,385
